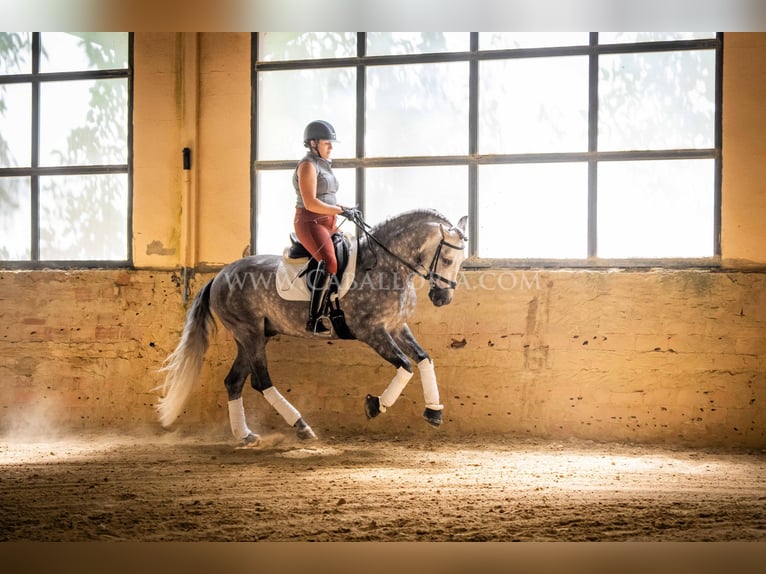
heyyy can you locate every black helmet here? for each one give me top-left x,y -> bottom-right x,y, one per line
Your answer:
303,120 -> 337,147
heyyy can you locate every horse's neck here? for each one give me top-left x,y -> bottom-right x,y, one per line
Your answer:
376,221 -> 435,248
363,215 -> 442,270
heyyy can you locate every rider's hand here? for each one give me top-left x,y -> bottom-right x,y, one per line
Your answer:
340,206 -> 362,220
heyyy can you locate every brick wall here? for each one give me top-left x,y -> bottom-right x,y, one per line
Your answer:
1,268 -> 763,447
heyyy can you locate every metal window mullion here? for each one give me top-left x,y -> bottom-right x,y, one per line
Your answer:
126,32 -> 135,267
0,69 -> 130,84
587,32 -> 599,259
30,33 -> 41,261
252,148 -> 717,173
713,32 -> 724,257
468,33 -> 479,258
596,38 -> 719,56
251,32 -> 259,256
0,165 -> 130,178
253,38 -> 719,73
356,32 -> 366,214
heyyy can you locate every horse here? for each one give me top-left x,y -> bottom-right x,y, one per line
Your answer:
156,208 -> 468,446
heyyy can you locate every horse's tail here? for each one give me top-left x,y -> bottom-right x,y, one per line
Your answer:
156,279 -> 216,427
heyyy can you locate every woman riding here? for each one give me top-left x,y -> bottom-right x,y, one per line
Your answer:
293,120 -> 357,333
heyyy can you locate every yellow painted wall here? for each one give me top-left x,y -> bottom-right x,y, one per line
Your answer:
196,33 -> 252,266
132,33 -> 250,269
1,33 -> 765,447
132,33 -> 183,268
721,33 -> 766,266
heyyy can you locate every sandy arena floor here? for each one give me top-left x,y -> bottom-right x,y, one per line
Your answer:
1,432 -> 765,542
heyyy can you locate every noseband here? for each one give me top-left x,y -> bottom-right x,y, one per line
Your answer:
346,212 -> 466,290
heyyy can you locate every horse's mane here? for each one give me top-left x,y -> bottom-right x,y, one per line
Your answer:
369,208 -> 452,237
352,209 -> 453,270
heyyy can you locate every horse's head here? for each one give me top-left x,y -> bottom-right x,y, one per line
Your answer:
427,215 -> 468,307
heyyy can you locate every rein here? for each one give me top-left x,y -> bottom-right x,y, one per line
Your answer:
344,212 -> 465,289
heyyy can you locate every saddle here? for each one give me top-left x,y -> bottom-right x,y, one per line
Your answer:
284,231 -> 351,284
278,232 -> 356,339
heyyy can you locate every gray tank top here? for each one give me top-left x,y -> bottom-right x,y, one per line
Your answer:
293,152 -> 339,209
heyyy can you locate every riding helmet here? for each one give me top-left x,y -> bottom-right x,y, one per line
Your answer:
303,120 -> 337,147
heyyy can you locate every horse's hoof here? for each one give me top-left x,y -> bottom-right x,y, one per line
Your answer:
297,426 -> 317,440
295,418 -> 317,440
423,408 -> 442,428
365,394 -> 382,419
236,432 -> 262,448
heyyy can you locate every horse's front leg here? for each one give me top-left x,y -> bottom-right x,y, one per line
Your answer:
362,326 -> 444,427
394,324 -> 444,428
360,328 -> 415,421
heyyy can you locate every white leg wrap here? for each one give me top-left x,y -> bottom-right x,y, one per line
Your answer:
379,366 -> 414,410
227,398 -> 253,440
263,386 -> 301,427
418,358 -> 443,411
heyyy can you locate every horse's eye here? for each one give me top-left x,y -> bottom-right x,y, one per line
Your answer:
442,257 -> 453,266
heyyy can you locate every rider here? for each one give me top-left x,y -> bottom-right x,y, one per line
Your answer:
293,120 -> 358,333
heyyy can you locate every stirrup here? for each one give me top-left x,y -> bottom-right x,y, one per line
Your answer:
306,316 -> 330,334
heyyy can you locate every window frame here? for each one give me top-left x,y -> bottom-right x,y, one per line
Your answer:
251,32 -> 722,269
0,32 -> 134,269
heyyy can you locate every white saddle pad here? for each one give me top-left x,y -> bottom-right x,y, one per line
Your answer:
275,235 -> 358,301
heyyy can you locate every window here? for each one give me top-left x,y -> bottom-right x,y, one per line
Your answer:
0,32 -> 132,266
253,32 -> 721,265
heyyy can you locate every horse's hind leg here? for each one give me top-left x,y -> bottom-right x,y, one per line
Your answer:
247,324 -> 317,440
224,343 -> 261,446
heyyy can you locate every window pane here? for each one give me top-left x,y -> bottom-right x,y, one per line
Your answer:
364,166 -> 468,228
0,83 -> 32,167
599,33 -> 715,44
258,33 -> 356,62
478,164 -> 588,259
255,168 -> 356,255
39,174 -> 128,260
480,33 -> 589,50
599,51 -> 715,151
40,32 -> 128,72
0,32 -> 32,74
40,78 -> 128,166
597,160 -> 714,258
480,56 -> 589,154
367,33 -> 469,56
0,177 -> 31,260
366,63 -> 469,157
257,68 -> 356,161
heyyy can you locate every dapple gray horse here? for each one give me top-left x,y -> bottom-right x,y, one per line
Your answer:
156,209 -> 468,446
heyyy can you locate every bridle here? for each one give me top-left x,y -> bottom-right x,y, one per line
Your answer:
345,212 -> 466,290
423,235 -> 466,289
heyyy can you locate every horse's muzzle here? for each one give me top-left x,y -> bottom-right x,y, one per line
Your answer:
428,286 -> 453,307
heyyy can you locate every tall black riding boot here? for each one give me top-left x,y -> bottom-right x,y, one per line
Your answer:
322,272 -> 341,314
306,262 -> 330,333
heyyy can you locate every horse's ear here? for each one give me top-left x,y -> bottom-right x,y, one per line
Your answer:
442,216 -> 468,240
453,216 -> 468,240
